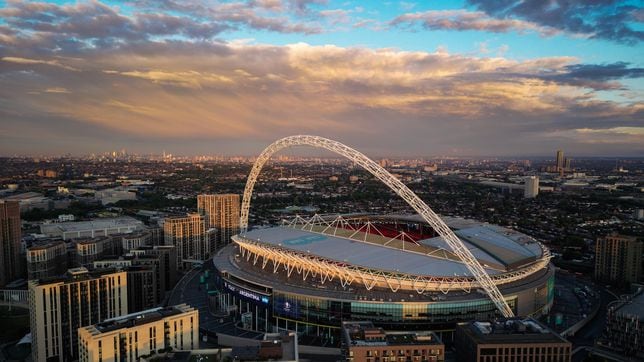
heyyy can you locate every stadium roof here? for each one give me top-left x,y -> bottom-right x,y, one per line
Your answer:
241,216 -> 543,276
245,227 -> 493,277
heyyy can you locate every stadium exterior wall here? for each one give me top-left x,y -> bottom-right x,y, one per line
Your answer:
210,245 -> 554,346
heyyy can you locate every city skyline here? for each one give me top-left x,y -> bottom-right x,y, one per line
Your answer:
0,0 -> 643,157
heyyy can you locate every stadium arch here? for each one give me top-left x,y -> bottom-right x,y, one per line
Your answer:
239,135 -> 515,317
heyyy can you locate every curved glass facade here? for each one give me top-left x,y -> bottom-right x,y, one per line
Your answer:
211,260 -> 554,346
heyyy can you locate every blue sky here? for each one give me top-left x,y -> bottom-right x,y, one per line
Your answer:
0,0 -> 642,156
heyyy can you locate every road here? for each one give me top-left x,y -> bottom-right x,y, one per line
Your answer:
569,287 -> 617,362
167,258 -> 264,348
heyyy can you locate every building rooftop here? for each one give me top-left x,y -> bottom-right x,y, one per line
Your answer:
27,239 -> 65,251
458,318 -> 569,345
122,230 -> 151,239
614,290 -> 644,320
40,216 -> 144,234
30,266 -> 124,286
76,236 -> 112,245
89,304 -> 195,334
342,321 -> 442,347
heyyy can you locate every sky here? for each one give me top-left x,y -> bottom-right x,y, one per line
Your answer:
0,0 -> 643,157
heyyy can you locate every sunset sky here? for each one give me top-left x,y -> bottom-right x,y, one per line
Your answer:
0,0 -> 642,157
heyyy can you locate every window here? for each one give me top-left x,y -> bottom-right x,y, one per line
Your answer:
481,348 -> 496,355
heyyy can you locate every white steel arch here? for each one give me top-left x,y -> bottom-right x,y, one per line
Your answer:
239,135 -> 515,318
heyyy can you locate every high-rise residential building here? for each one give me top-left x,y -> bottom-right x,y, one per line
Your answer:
564,157 -> 572,171
341,321 -> 445,362
121,230 -> 151,251
26,240 -> 68,280
164,213 -> 213,270
455,318 -> 571,362
556,150 -> 564,171
0,200 -> 22,286
94,245 -> 178,305
78,304 -> 199,362
75,235 -> 122,267
29,267 -> 129,362
148,225 -> 164,246
595,233 -> 643,286
137,245 -> 178,298
126,266 -> 158,313
197,194 -> 241,251
524,176 -> 539,199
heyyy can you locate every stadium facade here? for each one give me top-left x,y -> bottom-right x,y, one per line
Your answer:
211,214 -> 554,344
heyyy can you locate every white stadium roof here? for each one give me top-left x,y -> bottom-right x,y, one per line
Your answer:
241,219 -> 543,277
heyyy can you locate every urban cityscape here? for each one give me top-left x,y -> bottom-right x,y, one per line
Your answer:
1,1 -> 643,362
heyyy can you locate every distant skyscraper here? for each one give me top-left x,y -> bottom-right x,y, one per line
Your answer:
556,150 -> 564,171
29,267 -> 128,362
78,304 -> 198,362
564,157 -> 572,171
0,200 -> 21,286
164,213 -> 212,270
595,233 -> 643,286
524,176 -> 539,198
197,194 -> 240,251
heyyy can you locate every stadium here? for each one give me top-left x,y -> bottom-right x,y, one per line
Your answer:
210,136 -> 554,345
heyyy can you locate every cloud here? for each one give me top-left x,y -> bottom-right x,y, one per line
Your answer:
542,127 -> 644,145
1,56 -> 79,71
390,10 -> 559,36
105,69 -> 233,88
288,0 -> 328,14
1,39 -> 642,156
0,1 -> 641,156
467,0 -> 643,45
541,62 -> 644,90
0,0 -> 325,50
44,87 -> 71,93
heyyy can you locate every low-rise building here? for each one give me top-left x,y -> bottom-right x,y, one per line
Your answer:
341,321 -> 444,362
455,318 -> 571,362
40,216 -> 145,240
78,304 -> 199,362
95,187 -> 137,205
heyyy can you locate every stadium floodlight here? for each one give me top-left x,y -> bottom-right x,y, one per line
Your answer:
239,135 -> 515,318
